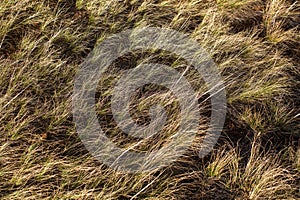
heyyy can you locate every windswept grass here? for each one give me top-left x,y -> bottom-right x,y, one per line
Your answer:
0,0 -> 299,199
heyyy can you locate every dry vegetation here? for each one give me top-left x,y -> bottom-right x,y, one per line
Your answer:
0,0 -> 299,199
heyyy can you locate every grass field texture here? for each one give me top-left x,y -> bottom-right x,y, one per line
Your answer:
0,0 -> 299,199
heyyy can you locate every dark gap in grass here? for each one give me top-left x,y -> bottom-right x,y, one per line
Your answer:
228,13 -> 263,34
186,15 -> 205,33
0,29 -> 23,57
47,0 -> 77,16
0,11 -> 34,57
45,1 -> 97,64
223,1 -> 266,36
220,105 -> 255,166
282,15 -> 300,31
280,40 -> 300,64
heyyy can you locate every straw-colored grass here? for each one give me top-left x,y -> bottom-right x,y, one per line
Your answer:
0,0 -> 299,199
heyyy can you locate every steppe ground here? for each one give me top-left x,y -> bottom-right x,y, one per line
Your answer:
0,0 -> 299,199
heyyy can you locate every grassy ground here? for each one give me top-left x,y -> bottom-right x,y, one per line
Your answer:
0,0 -> 299,199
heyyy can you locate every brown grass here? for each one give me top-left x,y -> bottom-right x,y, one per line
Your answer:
0,0 -> 299,199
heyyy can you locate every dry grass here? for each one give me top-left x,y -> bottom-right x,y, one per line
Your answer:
0,0 -> 299,199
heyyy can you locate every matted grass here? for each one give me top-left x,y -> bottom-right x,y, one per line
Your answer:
0,0 -> 299,199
